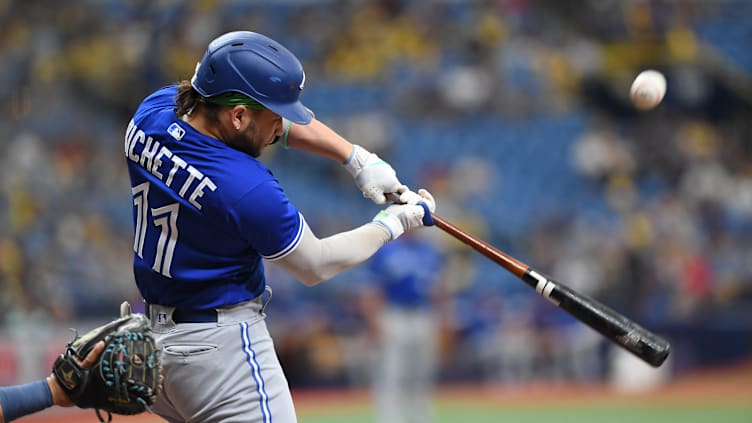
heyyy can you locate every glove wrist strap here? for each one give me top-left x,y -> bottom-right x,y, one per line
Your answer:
373,211 -> 405,240
52,349 -> 89,399
342,144 -> 369,176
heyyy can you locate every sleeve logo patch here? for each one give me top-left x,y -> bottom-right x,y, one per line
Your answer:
167,122 -> 185,141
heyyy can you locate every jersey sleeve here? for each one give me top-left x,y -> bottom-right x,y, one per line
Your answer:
230,179 -> 304,260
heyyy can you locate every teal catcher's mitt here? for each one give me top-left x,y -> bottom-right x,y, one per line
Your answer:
52,313 -> 161,422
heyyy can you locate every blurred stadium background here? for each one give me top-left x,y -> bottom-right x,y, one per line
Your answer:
1,0 -> 751,421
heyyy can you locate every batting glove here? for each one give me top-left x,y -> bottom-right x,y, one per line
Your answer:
373,189 -> 436,240
343,145 -> 403,205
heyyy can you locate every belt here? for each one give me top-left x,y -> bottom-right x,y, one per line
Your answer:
172,308 -> 218,323
145,287 -> 272,324
145,303 -> 218,323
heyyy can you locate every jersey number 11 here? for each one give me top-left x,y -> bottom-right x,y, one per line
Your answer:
132,182 -> 179,278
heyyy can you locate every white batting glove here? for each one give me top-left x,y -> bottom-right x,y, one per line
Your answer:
343,145 -> 403,205
373,189 -> 436,240
394,188 -> 426,205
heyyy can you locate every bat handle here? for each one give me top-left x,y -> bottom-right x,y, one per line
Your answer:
385,192 -> 401,203
432,214 -> 528,278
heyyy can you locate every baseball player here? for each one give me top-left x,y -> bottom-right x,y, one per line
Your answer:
360,232 -> 446,423
125,31 -> 435,423
0,342 -> 105,423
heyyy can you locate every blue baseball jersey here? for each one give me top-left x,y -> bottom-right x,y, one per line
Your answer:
366,237 -> 443,308
123,85 -> 303,309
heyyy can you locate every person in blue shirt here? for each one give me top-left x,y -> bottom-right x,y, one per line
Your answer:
125,31 -> 435,423
360,232 -> 446,423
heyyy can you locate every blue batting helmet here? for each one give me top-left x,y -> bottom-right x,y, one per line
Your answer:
191,31 -> 312,125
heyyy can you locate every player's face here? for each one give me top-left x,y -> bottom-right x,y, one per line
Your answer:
229,108 -> 283,158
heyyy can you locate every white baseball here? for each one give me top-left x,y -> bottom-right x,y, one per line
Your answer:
630,70 -> 666,110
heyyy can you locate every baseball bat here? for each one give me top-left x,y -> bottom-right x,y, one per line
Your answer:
431,214 -> 670,367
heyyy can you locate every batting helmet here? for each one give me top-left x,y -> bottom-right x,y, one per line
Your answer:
191,31 -> 312,125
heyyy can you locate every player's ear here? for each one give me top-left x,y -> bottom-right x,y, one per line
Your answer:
230,105 -> 247,130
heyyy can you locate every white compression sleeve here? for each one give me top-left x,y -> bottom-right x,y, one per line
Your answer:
270,219 -> 391,286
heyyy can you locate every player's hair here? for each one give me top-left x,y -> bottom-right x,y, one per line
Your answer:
174,80 -> 221,122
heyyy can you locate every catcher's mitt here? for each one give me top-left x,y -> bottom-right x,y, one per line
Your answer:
52,310 -> 161,422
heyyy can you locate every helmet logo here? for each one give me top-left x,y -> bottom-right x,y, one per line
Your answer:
269,76 -> 282,83
299,72 -> 306,91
